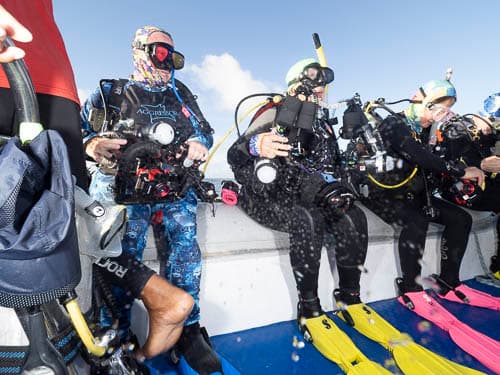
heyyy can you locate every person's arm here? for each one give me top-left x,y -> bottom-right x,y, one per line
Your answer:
380,116 -> 466,177
380,116 -> 484,186
80,86 -> 105,146
186,119 -> 213,151
185,117 -> 212,161
80,83 -> 127,162
0,5 -> 32,62
473,115 -> 493,135
227,111 -> 290,188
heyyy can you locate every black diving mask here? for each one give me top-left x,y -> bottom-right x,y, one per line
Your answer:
144,42 -> 185,70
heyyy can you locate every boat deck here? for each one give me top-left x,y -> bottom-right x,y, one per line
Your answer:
145,278 -> 500,374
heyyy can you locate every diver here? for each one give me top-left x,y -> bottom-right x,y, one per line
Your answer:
476,93 -> 500,277
437,92 -> 500,281
80,25 -> 226,373
228,58 -> 369,336
357,79 -> 484,296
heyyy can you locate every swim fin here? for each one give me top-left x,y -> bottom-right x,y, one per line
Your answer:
177,353 -> 241,375
398,291 -> 500,374
441,285 -> 499,310
299,314 -> 392,374
337,303 -> 484,375
429,274 -> 500,310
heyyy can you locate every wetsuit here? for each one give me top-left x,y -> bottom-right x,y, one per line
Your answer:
81,79 -> 213,332
361,114 -> 470,291
439,130 -> 500,273
228,104 -> 368,312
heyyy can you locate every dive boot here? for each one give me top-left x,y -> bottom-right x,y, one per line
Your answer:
395,277 -> 423,310
75,185 -> 126,259
172,323 -> 240,375
491,255 -> 500,280
428,274 -> 469,303
430,274 -> 500,310
333,289 -> 361,327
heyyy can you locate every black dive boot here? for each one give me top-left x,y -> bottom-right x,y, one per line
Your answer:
428,274 -> 469,303
297,292 -> 324,320
491,255 -> 500,275
174,323 -> 223,375
333,289 -> 361,327
296,293 -> 324,343
333,289 -> 361,306
395,277 -> 423,310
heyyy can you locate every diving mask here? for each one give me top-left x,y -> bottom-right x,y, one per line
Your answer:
143,42 -> 185,70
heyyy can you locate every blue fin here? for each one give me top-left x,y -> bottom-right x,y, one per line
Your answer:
178,353 -> 241,375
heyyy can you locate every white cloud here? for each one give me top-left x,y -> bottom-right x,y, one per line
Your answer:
183,53 -> 282,178
186,53 -> 279,112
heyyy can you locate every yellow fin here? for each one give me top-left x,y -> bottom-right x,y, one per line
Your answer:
340,304 -> 485,375
303,314 -> 391,374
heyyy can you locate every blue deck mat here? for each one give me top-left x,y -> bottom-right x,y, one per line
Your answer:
145,278 -> 500,374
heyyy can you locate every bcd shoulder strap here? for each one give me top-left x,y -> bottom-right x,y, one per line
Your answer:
102,78 -> 129,127
174,79 -> 213,134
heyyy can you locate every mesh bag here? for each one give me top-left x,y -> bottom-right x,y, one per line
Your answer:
0,130 -> 81,308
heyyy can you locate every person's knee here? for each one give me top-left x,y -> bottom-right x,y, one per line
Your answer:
401,212 -> 428,235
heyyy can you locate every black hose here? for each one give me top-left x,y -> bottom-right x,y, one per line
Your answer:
384,98 -> 413,105
234,93 -> 283,137
1,37 -> 39,123
92,266 -> 121,321
463,113 -> 495,130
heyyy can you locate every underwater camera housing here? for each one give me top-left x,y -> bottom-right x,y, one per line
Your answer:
99,118 -> 201,204
275,95 -> 317,159
340,94 -> 385,156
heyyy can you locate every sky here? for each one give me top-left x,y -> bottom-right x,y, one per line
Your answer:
53,0 -> 500,178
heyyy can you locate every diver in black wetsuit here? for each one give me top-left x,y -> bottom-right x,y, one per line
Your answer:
438,92 -> 500,277
228,58 -> 369,320
359,79 -> 485,293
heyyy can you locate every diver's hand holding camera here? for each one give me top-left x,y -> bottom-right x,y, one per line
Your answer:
256,131 -> 291,159
184,139 -> 209,162
85,136 -> 127,164
461,166 -> 485,187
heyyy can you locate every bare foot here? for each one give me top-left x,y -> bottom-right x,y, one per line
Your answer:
135,274 -> 193,359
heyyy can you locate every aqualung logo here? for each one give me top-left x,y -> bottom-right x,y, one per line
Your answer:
137,104 -> 178,123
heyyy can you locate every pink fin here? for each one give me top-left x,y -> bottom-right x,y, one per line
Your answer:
439,284 -> 500,310
398,291 -> 500,373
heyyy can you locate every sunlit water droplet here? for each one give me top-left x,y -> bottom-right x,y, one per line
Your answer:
417,320 -> 431,333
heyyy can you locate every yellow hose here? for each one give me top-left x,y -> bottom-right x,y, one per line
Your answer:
313,33 -> 329,96
367,167 -> 418,189
202,99 -> 269,174
65,299 -> 106,357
